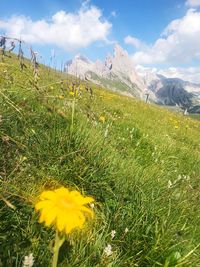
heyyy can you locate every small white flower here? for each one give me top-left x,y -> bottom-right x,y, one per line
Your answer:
104,244 -> 113,257
111,230 -> 116,239
23,253 -> 34,267
124,227 -> 129,234
90,203 -> 94,209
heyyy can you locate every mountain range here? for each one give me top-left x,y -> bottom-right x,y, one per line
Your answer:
65,44 -> 200,114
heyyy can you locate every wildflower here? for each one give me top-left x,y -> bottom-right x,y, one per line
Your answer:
174,125 -> 179,129
124,227 -> 129,234
69,91 -> 75,97
111,230 -> 116,239
23,253 -> 34,267
35,187 -> 94,234
90,203 -> 95,209
104,244 -> 113,257
99,116 -> 105,123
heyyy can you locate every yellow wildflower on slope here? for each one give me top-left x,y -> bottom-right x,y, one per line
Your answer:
69,91 -> 75,97
99,116 -> 106,123
35,187 -> 94,234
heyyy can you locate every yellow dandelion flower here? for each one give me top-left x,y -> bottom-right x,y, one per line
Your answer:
35,187 -> 94,234
99,116 -> 105,123
174,125 -> 179,129
69,91 -> 75,97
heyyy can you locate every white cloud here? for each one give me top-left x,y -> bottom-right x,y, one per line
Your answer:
130,9 -> 200,65
0,5 -> 112,51
136,64 -> 200,84
124,35 -> 143,49
186,0 -> 200,7
158,67 -> 200,84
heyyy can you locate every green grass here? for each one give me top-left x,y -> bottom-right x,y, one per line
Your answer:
88,71 -> 142,97
189,114 -> 200,120
0,54 -> 200,266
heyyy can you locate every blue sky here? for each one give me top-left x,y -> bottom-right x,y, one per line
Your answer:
1,0 -> 200,81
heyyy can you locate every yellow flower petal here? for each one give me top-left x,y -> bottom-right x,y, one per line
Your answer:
45,207 -> 58,226
56,212 -> 66,232
76,211 -> 85,225
80,206 -> 94,217
55,187 -> 69,195
35,186 -> 94,234
35,200 -> 54,211
79,196 -> 94,205
40,191 -> 56,200
70,191 -> 94,205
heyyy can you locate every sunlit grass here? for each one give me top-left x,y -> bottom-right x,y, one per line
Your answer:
0,54 -> 200,266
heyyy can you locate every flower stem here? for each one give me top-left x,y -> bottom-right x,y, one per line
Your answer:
52,230 -> 61,267
70,97 -> 75,139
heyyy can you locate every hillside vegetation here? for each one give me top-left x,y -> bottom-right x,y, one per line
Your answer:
0,54 -> 200,267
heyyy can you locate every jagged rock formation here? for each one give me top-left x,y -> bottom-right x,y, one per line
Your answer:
65,54 -> 93,78
65,45 -> 148,98
65,45 -> 200,113
137,69 -> 200,111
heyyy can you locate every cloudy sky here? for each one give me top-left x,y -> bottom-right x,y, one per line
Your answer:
1,0 -> 200,82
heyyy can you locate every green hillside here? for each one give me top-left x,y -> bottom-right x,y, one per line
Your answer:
0,54 -> 200,266
88,71 -> 142,97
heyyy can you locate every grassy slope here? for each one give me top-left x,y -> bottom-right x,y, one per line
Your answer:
0,54 -> 200,266
88,71 -> 142,98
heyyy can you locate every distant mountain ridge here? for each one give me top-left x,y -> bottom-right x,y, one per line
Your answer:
65,45 -> 200,113
137,67 -> 200,112
65,45 -> 148,98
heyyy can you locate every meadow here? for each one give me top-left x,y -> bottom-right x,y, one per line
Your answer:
0,54 -> 200,266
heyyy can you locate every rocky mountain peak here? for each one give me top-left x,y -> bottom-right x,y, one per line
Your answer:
114,44 -> 129,58
74,54 -> 91,64
64,45 -> 200,111
109,44 -> 134,74
65,44 -> 146,95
